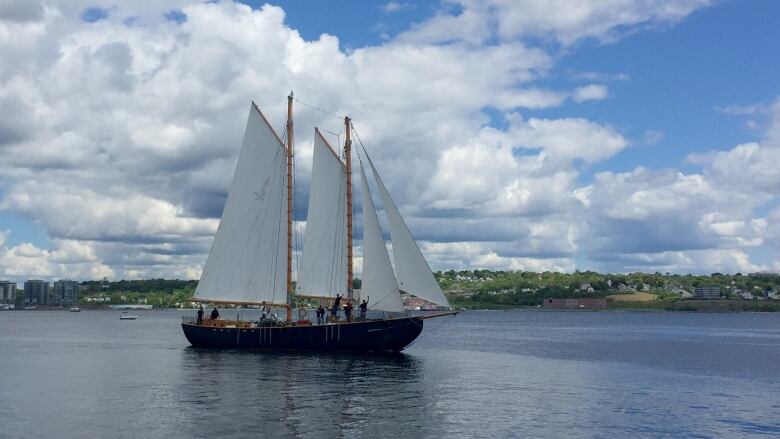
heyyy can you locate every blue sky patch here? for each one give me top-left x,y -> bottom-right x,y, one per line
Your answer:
80,7 -> 108,23
0,212 -> 50,248
164,9 -> 187,24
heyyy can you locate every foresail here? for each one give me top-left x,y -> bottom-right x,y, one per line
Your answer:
297,130 -> 348,299
358,161 -> 403,312
195,104 -> 288,304
365,152 -> 451,309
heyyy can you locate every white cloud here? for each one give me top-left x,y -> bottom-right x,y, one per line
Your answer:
424,113 -> 626,216
1,181 -> 217,242
575,166 -> 765,256
396,8 -> 492,45
585,249 -> 764,274
716,102 -> 769,116
507,114 -> 627,163
572,108 -> 780,271
0,0 -> 44,23
2,1 -> 563,278
0,235 -> 115,280
0,0 -> 774,280
383,2 -> 412,13
496,0 -> 712,45
572,71 -> 630,82
423,241 -> 575,272
573,84 -> 608,102
708,142 -> 780,193
399,0 -> 713,46
641,129 -> 664,146
495,88 -> 568,109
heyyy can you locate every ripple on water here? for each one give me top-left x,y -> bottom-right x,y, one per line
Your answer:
2,310 -> 780,438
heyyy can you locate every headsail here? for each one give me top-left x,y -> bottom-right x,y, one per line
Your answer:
358,160 -> 404,312
365,151 -> 451,309
195,103 -> 288,305
297,129 -> 348,299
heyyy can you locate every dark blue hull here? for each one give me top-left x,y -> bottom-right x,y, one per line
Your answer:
181,317 -> 424,352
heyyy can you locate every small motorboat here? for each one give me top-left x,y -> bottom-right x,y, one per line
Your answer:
70,307 -> 81,312
119,312 -> 139,320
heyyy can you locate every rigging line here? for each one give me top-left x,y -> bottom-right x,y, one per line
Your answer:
269,150 -> 285,304
350,122 -> 367,153
291,134 -> 301,290
321,129 -> 343,150
339,185 -> 348,294
293,98 -> 344,121
356,153 -> 366,289
328,192 -> 339,295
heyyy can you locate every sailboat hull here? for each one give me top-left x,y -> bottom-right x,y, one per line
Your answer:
181,317 -> 424,352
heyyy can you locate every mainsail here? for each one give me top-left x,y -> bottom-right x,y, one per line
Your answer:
358,160 -> 404,312
297,130 -> 348,298
364,151 -> 451,308
194,104 -> 288,305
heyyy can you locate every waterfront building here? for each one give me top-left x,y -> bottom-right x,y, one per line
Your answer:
694,286 -> 721,299
24,280 -> 50,305
53,280 -> 80,306
0,281 -> 17,304
402,296 -> 440,310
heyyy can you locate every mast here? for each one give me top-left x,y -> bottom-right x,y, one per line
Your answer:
344,116 -> 354,300
286,92 -> 294,322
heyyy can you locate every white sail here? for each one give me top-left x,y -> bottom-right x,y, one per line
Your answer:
297,129 -> 348,298
195,104 -> 288,304
365,153 -> 451,308
358,161 -> 404,312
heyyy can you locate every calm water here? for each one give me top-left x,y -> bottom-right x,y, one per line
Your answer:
1,310 -> 779,438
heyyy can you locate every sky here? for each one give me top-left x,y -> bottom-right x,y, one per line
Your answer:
1,0 -> 779,283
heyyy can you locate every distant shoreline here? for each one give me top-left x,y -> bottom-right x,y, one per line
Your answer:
8,300 -> 780,314
451,299 -> 780,313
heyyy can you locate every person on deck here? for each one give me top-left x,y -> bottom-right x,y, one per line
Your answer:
344,301 -> 353,322
331,294 -> 343,322
196,305 -> 204,325
316,304 -> 325,325
261,305 -> 270,320
210,307 -> 220,320
359,297 -> 369,321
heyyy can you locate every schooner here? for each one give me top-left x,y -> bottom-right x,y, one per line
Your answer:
181,93 -> 456,352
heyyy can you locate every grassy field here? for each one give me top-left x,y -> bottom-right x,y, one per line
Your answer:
607,292 -> 657,302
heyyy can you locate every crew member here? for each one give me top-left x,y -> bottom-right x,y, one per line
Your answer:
316,304 -> 325,325
261,305 -> 271,320
344,300 -> 353,322
331,294 -> 343,322
210,307 -> 220,320
359,297 -> 369,321
196,305 -> 204,325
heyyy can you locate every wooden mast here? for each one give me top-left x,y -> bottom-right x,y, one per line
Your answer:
344,116 -> 354,301
285,92 -> 294,322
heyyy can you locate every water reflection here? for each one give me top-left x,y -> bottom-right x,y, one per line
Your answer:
6,311 -> 779,438
178,349 -> 435,438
